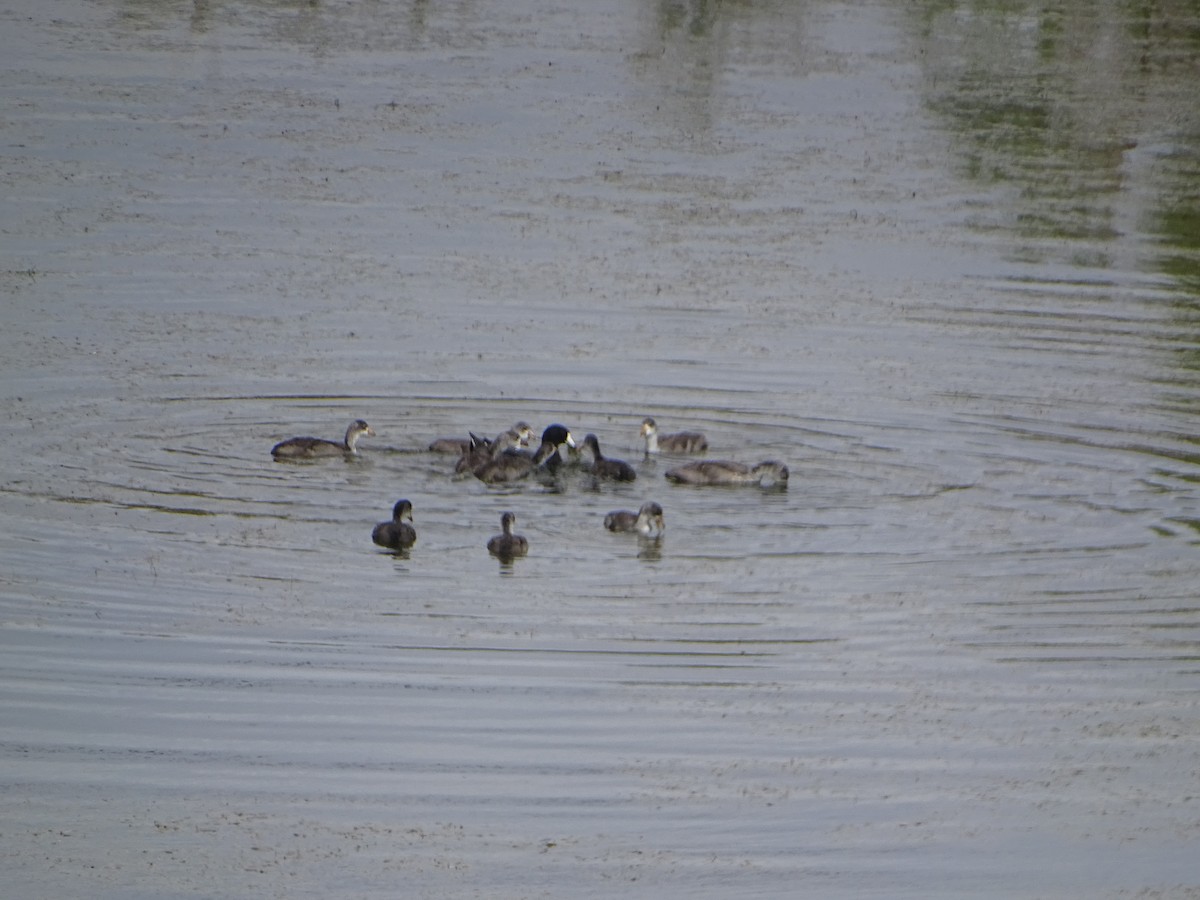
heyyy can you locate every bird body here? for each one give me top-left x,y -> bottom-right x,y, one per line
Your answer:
456,430 -> 522,475
582,433 -> 637,482
372,499 -> 416,549
640,417 -> 707,454
604,501 -> 665,536
272,420 -> 375,459
487,511 -> 528,560
474,424 -> 574,484
432,422 -> 532,454
664,460 -> 788,487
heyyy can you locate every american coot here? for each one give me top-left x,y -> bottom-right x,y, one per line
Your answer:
474,424 -> 575,484
664,460 -> 788,487
487,511 -> 528,559
271,419 -> 375,459
582,433 -> 637,482
372,499 -> 416,550
640,417 -> 707,454
604,501 -> 665,536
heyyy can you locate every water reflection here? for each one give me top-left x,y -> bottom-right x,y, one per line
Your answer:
493,557 -> 522,575
1153,143 -> 1200,297
914,0 -> 1200,286
909,0 -> 1200,446
636,535 -> 664,561
116,0 -> 463,50
657,0 -> 722,39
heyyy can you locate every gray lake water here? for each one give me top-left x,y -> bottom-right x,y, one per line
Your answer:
3,0 -> 1199,897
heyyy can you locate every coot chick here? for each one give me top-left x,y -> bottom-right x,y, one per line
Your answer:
604,501 -> 665,536
487,511 -> 528,560
504,421 -> 535,448
640,417 -> 708,454
372,499 -> 416,550
430,421 -> 533,454
664,460 -> 788,487
455,429 -> 521,475
582,433 -> 637,482
271,419 -> 375,459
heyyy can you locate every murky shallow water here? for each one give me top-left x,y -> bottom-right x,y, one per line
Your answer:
3,0 -> 1200,897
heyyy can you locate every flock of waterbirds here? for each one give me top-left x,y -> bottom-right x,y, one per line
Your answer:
271,417 -> 788,562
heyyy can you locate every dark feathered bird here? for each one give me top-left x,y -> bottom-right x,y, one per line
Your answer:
271,419 -> 375,459
640,417 -> 707,454
664,460 -> 788,487
487,511 -> 528,560
604,501 -> 665,536
372,499 -> 416,550
431,421 -> 533,454
582,433 -> 636,482
474,424 -> 575,484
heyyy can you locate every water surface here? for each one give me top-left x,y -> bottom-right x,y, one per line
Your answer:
2,0 -> 1199,897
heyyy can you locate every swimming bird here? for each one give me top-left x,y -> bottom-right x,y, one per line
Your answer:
271,419 -> 375,459
372,499 -> 416,550
453,432 -> 493,474
487,511 -> 528,560
664,460 -> 788,487
640,417 -> 708,454
534,423 -> 576,473
455,429 -> 522,475
430,421 -> 533,454
504,421 -> 535,447
604,501 -> 665,536
582,433 -> 637,482
474,424 -> 575,484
